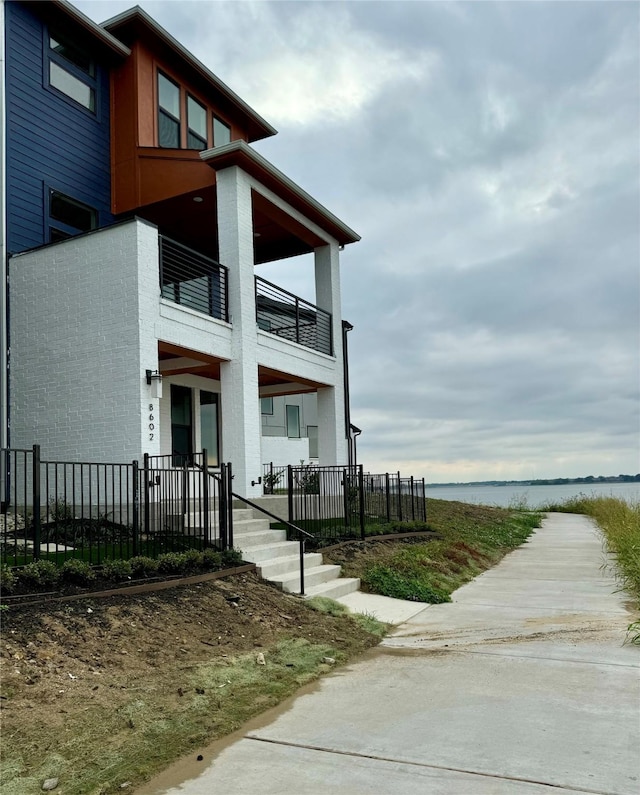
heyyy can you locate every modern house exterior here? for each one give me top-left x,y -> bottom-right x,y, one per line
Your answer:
0,0 -> 360,500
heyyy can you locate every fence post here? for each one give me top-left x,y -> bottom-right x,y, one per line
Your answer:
422,479 -> 427,521
358,465 -> 365,540
287,465 -> 294,524
143,453 -> 150,539
32,444 -> 41,561
410,476 -> 415,520
397,471 -> 403,522
342,468 -> 349,528
132,460 -> 139,557
226,463 -> 234,549
385,473 -> 391,523
202,448 -> 209,546
219,463 -> 228,550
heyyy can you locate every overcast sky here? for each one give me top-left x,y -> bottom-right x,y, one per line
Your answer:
78,0 -> 639,482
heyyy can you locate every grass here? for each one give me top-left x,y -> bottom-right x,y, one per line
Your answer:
543,495 -> 640,644
306,596 -> 388,638
0,639 -> 348,795
327,499 -> 542,604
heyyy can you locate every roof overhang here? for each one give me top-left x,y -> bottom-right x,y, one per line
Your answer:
201,141 -> 361,247
101,6 -> 276,143
36,0 -> 131,60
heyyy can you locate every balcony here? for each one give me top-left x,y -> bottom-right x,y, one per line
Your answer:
255,276 -> 333,356
159,236 -> 228,322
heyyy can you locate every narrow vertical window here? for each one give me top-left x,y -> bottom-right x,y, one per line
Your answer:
158,72 -> 181,148
286,405 -> 300,438
200,391 -> 220,466
171,385 -> 193,466
187,95 -> 207,150
213,116 -> 231,147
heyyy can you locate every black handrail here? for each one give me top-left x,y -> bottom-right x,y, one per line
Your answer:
202,466 -> 315,596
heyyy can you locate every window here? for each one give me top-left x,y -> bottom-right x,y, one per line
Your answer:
307,425 -> 318,459
213,116 -> 231,147
286,405 -> 300,438
187,95 -> 207,150
48,190 -> 97,242
48,32 -> 96,112
200,391 -> 219,466
158,72 -> 181,148
261,397 -> 273,415
171,385 -> 193,466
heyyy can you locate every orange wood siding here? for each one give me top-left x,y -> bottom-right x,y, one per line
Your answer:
111,40 -> 248,214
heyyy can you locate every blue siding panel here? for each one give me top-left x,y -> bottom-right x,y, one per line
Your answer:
5,1 -> 115,254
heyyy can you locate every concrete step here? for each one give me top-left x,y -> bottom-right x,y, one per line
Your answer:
303,577 -> 362,600
230,528 -> 287,548
271,564 -> 342,594
237,541 -> 301,563
232,518 -> 272,534
182,508 -> 258,525
256,553 -> 324,580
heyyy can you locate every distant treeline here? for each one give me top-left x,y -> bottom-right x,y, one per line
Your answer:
427,475 -> 640,487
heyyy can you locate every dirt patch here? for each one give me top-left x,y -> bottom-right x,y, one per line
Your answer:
0,572 -> 381,793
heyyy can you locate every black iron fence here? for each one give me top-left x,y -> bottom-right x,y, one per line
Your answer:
255,276 -> 333,356
1,446 -> 234,568
160,235 -> 229,322
260,463 -> 427,546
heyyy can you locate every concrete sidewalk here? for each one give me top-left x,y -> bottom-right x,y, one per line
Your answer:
138,514 -> 640,795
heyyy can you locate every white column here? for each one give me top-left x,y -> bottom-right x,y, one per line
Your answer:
216,166 -> 262,497
314,242 -> 348,465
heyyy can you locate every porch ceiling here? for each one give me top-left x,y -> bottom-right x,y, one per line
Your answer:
158,342 -> 226,380
258,365 -> 327,398
125,179 -> 321,264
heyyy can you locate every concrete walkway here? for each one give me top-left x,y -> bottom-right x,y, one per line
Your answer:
138,514 -> 640,795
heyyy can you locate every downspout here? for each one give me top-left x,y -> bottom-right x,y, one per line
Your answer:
0,0 -> 6,456
342,320 -> 354,467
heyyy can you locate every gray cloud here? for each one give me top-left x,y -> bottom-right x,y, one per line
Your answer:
77,0 -> 640,480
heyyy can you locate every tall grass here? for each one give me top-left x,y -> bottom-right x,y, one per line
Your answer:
545,495 -> 640,643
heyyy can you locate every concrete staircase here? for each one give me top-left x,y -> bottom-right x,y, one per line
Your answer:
194,506 -> 360,599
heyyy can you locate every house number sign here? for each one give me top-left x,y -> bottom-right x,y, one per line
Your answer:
149,404 -> 155,441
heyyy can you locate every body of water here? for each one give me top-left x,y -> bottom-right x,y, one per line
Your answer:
425,481 -> 640,508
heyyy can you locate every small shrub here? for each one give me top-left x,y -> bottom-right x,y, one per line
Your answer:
0,564 -> 17,594
182,549 -> 204,574
129,556 -> 159,578
48,497 -> 74,523
157,552 -> 187,574
18,560 -> 60,590
263,470 -> 283,493
61,558 -> 96,585
221,548 -> 243,567
101,558 -> 132,582
202,549 -> 222,570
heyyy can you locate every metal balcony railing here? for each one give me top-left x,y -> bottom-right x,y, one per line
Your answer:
255,276 -> 333,356
160,236 -> 229,322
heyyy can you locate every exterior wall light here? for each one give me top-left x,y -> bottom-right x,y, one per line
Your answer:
145,369 -> 163,399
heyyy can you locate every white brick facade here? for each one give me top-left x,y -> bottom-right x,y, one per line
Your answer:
10,159 -> 350,496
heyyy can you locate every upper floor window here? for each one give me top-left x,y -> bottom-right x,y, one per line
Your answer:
48,189 -> 98,242
187,95 -> 207,150
156,68 -> 234,149
158,72 -> 181,148
48,32 -> 96,112
213,116 -> 231,147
